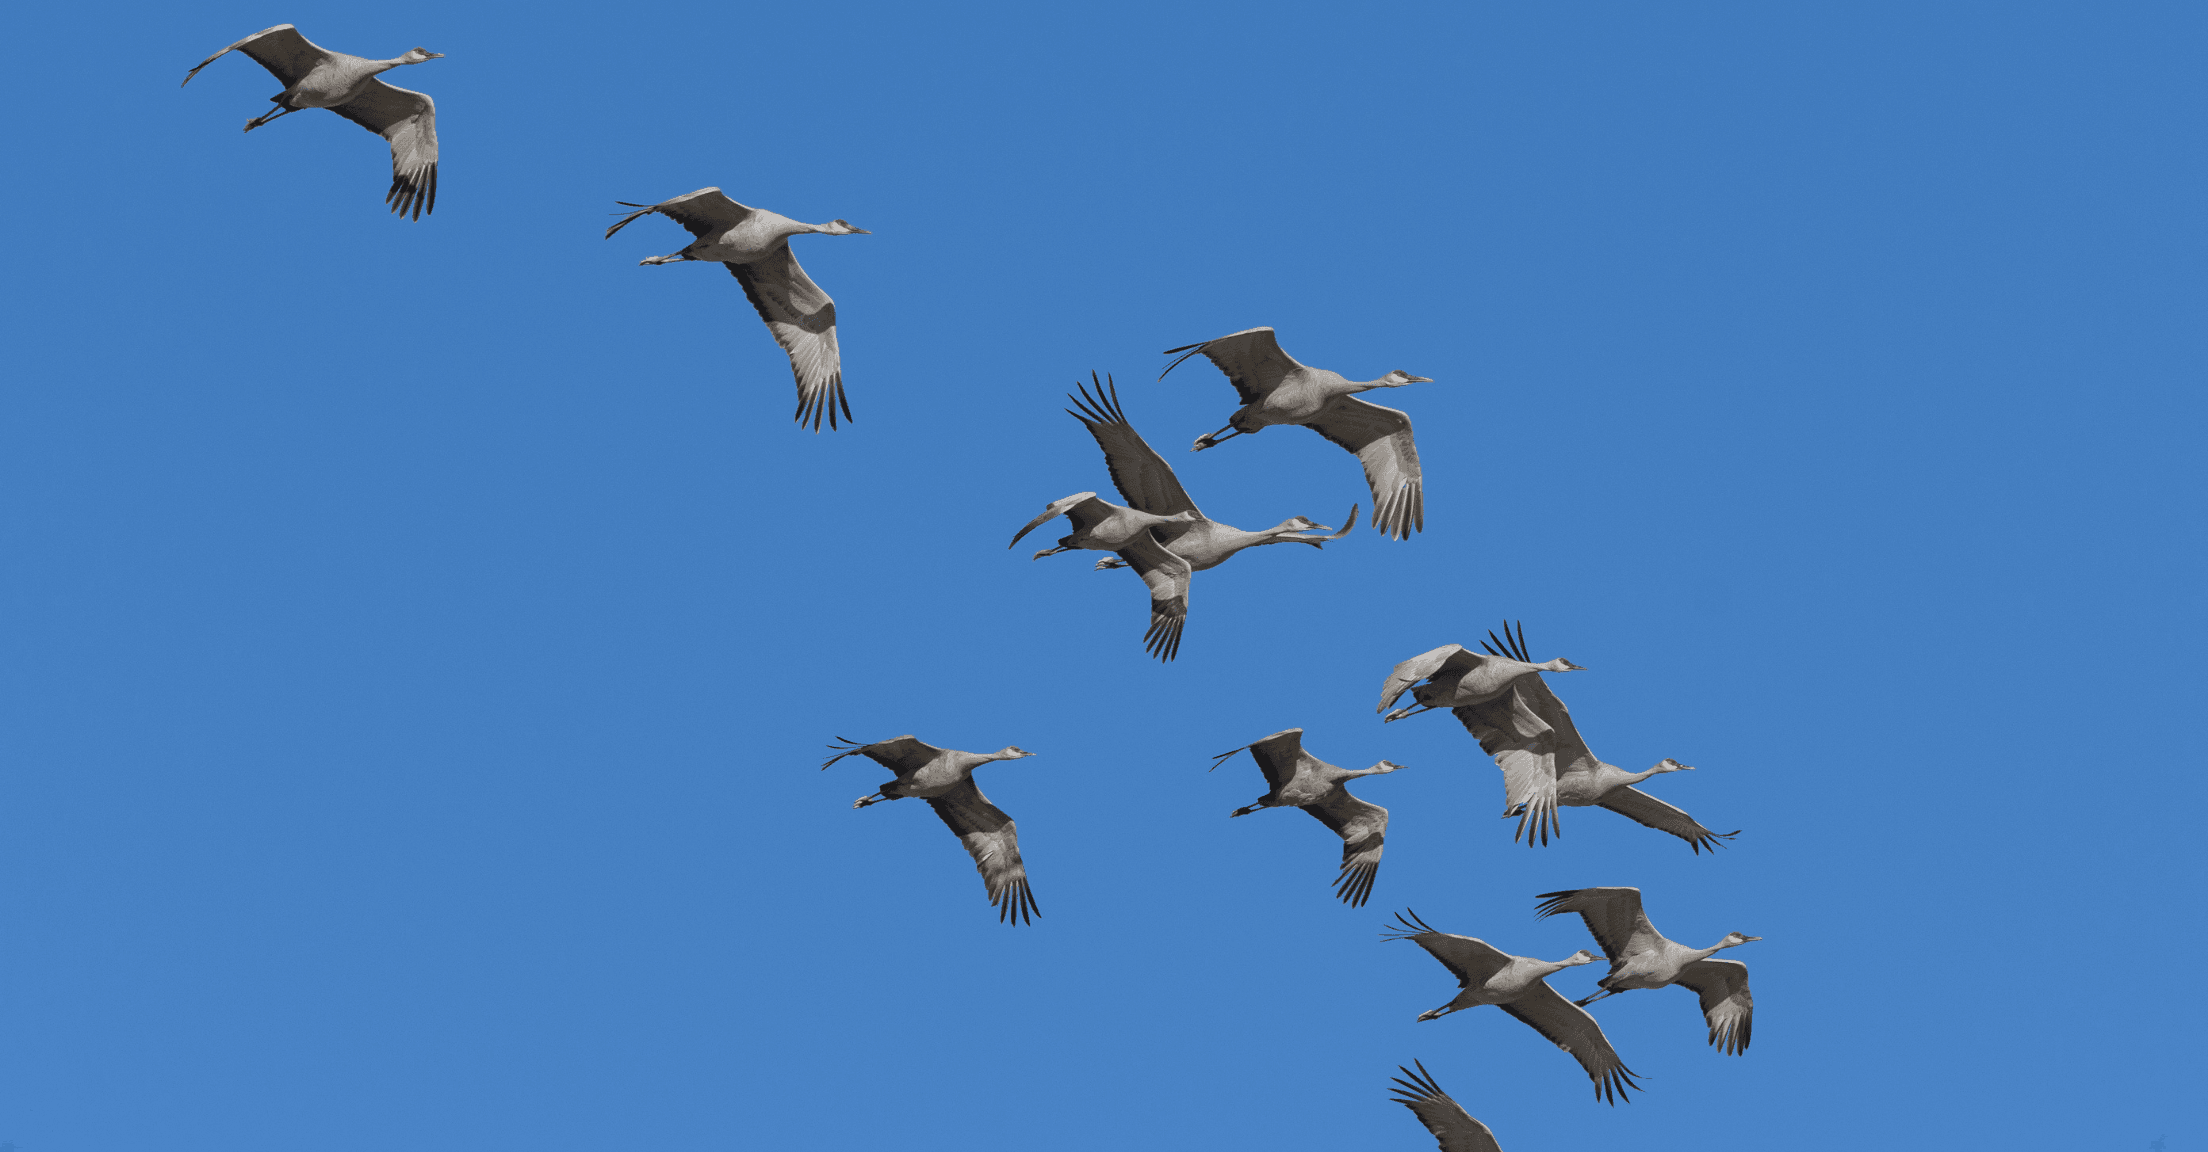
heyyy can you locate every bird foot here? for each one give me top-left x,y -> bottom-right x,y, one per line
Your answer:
1190,437 -> 1217,452
852,795 -> 880,809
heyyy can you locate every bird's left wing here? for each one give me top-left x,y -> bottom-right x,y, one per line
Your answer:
1239,729 -> 1307,792
605,187 -> 756,241
1065,375 -> 1199,517
926,777 -> 1038,925
1305,788 -> 1387,907
821,735 -> 946,776
1117,532 -> 1192,662
728,247 -> 848,430
1597,786 -> 1739,855
1388,1061 -> 1503,1152
329,79 -> 437,220
1497,982 -> 1640,1105
1674,958 -> 1754,1055
1306,395 -> 1422,540
1376,644 -> 1479,713
182,25 -> 328,88
1454,676 -> 1596,847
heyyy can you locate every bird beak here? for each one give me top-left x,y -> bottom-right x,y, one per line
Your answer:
1406,375 -> 1434,383
425,52 -> 447,58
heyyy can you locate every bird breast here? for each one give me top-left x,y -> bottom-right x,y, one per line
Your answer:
286,61 -> 379,108
689,216 -> 805,263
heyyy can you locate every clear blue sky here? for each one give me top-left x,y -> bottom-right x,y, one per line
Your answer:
1,2 -> 2202,1149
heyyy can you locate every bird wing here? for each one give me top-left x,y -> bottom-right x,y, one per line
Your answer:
1404,932 -> 1514,988
605,187 -> 756,241
1304,787 -> 1387,908
1375,644 -> 1479,713
925,777 -> 1038,925
1453,676 -> 1595,846
1532,887 -> 1661,967
1065,376 -> 1199,517
1117,532 -> 1192,661
182,24 -> 328,88
1241,729 -> 1307,793
1596,786 -> 1740,855
1388,1062 -> 1503,1152
1158,327 -> 1302,404
1497,982 -> 1640,1104
727,248 -> 848,431
854,735 -> 949,777
1009,492 -> 1102,549
1305,395 -> 1423,540
1674,958 -> 1754,1055
328,79 -> 438,220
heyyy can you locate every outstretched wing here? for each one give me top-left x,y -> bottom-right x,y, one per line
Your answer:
1065,376 -> 1199,517
1597,786 -> 1739,855
1118,532 -> 1192,662
1533,887 -> 1661,968
1305,787 -> 1387,907
926,777 -> 1038,925
1497,982 -> 1640,1105
1376,644 -> 1479,713
832,735 -> 945,777
605,187 -> 755,241
1453,677 -> 1593,846
728,248 -> 847,430
1388,1062 -> 1503,1152
182,24 -> 328,88
1306,395 -> 1422,540
1675,958 -> 1754,1055
329,79 -> 438,220
1383,912 -> 1515,988
1239,729 -> 1307,792
1159,327 -> 1303,404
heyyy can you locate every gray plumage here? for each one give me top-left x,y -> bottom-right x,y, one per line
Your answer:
1384,909 -> 1638,1104
1535,887 -> 1759,1055
1160,327 -> 1434,540
607,188 -> 870,430
1009,489 -> 1197,661
1388,1061 -> 1503,1152
182,25 -> 441,219
822,736 -> 1039,924
1396,623 -> 1737,852
1209,728 -> 1404,907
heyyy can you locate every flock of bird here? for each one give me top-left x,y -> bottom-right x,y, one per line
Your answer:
182,26 -> 1759,1149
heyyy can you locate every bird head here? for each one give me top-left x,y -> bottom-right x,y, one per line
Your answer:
400,48 -> 445,63
994,746 -> 1037,760
1380,370 -> 1433,387
1565,949 -> 1602,966
1366,760 -> 1409,775
1651,757 -> 1694,773
820,219 -> 872,235
1540,658 -> 1587,672
1718,932 -> 1762,948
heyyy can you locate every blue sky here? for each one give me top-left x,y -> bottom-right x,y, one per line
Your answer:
2,1 -> 2202,1149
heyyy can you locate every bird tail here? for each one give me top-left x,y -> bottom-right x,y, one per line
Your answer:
1380,908 -> 1439,941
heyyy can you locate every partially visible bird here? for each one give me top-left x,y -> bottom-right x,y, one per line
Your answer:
821,736 -> 1040,924
607,188 -> 870,430
1535,887 -> 1759,1055
1446,625 -> 1737,852
1377,622 -> 1585,723
1066,375 -> 1356,573
1009,490 -> 1197,660
1388,1061 -> 1503,1152
1384,909 -> 1639,1104
1160,327 -> 1436,539
1208,728 -> 1405,907
182,25 -> 443,218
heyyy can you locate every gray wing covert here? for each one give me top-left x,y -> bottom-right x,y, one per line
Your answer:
728,247 -> 848,430
926,778 -> 1038,925
1675,958 -> 1753,1054
1065,377 -> 1199,516
329,79 -> 437,219
183,25 -> 327,87
1304,788 -> 1387,907
1160,327 -> 1301,405
1306,395 -> 1422,540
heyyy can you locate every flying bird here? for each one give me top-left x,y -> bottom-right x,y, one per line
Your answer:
1009,490 -> 1196,660
1399,623 -> 1737,852
1208,728 -> 1404,907
1159,327 -> 1435,539
1535,887 -> 1759,1055
1388,1061 -> 1503,1152
822,736 -> 1040,924
607,189 -> 870,430
1377,621 -> 1585,724
1383,909 -> 1639,1104
182,25 -> 442,219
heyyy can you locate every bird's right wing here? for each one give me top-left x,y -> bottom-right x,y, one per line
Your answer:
1453,676 -> 1595,846
1306,395 -> 1423,540
328,79 -> 437,220
1240,729 -> 1308,793
1158,327 -> 1302,405
926,777 -> 1038,925
826,735 -> 946,777
1496,982 -> 1640,1105
1382,914 -> 1515,988
1532,887 -> 1659,967
1305,788 -> 1387,907
727,247 -> 847,430
1596,786 -> 1739,855
1117,532 -> 1192,661
1674,958 -> 1754,1055
1009,492 -> 1101,550
182,24 -> 328,88
1388,1061 -> 1503,1152
1065,376 -> 1200,517
1376,644 -> 1479,713
605,187 -> 756,241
